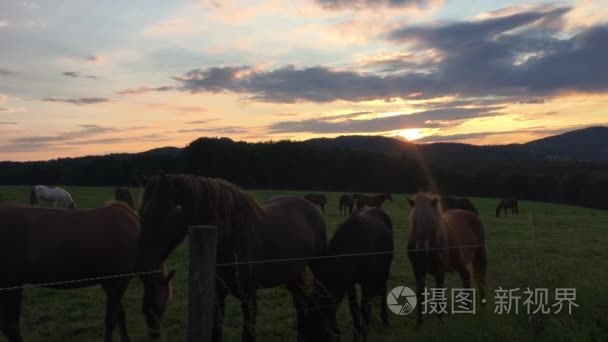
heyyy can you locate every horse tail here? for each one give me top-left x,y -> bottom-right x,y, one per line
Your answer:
472,244 -> 487,303
30,187 -> 38,205
470,216 -> 487,303
495,200 -> 503,217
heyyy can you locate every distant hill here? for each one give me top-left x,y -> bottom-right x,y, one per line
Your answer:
305,126 -> 608,162
523,126 -> 608,161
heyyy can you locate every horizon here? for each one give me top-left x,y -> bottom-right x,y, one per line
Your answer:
6,124 -> 606,163
1,0 -> 607,161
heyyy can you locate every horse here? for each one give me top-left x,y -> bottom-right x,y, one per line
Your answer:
115,187 -> 135,209
0,202 -> 174,342
304,193 -> 327,214
303,208 -> 393,342
440,196 -> 479,215
338,194 -> 355,215
496,198 -> 518,217
30,185 -> 75,209
406,193 -> 487,328
137,173 -> 327,342
355,193 -> 392,210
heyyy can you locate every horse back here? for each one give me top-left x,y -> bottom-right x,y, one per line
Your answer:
325,208 -> 393,284
238,196 -> 327,287
442,209 -> 485,265
0,204 -> 140,288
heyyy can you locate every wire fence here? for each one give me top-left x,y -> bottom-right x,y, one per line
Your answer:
1,241 -> 527,292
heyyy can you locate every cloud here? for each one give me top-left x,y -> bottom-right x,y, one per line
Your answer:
0,20 -> 8,28
186,118 -> 220,124
315,0 -> 437,11
0,68 -> 17,77
269,106 -> 501,134
0,125 -> 135,152
86,55 -> 108,64
41,97 -> 111,105
170,6 -> 607,104
116,86 -> 173,95
177,126 -> 248,134
61,71 -> 100,79
174,65 -> 433,102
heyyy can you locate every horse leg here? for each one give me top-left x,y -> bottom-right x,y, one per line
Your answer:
0,289 -> 24,342
286,281 -> 307,342
455,263 -> 472,310
360,284 -> 372,337
433,270 -> 445,322
239,288 -> 257,342
102,280 -> 130,342
346,286 -> 363,342
213,285 -> 228,342
473,247 -> 487,307
414,272 -> 425,328
380,283 -> 389,327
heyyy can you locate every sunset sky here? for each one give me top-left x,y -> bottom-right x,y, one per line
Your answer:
1,0 -> 607,161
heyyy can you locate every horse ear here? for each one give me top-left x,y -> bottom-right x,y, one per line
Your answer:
406,197 -> 415,207
431,196 -> 439,208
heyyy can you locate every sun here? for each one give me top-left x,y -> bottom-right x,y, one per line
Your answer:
399,128 -> 424,141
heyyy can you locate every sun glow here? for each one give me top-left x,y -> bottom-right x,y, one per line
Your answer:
399,128 -> 425,141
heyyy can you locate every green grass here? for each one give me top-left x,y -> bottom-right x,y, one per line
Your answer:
1,186 -> 607,341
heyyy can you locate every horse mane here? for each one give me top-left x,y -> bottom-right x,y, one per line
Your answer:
167,175 -> 265,240
409,192 -> 447,250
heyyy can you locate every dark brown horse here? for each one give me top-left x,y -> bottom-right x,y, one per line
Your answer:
496,198 -> 518,217
440,196 -> 479,215
407,193 -> 486,328
138,173 -> 327,342
303,208 -> 393,342
338,194 -> 355,215
0,202 -> 174,342
355,193 -> 392,210
114,187 -> 135,209
304,193 -> 327,214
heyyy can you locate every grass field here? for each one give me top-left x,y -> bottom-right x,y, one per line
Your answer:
0,185 -> 607,342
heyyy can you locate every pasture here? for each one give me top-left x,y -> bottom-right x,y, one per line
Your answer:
0,185 -> 607,341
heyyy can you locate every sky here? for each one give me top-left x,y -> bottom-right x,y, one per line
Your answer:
0,0 -> 607,161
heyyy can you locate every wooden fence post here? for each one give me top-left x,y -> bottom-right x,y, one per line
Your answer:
188,225 -> 218,342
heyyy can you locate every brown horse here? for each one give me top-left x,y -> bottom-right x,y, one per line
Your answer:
338,194 -> 355,215
440,196 -> 479,215
407,193 -> 486,328
303,208 -> 393,342
138,173 -> 327,342
496,198 -> 518,217
0,202 -> 174,342
304,193 -> 327,214
355,193 -> 392,210
114,187 -> 135,209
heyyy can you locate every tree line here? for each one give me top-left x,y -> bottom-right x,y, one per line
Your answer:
1,137 -> 607,210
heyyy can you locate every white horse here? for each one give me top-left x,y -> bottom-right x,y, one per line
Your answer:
30,185 -> 75,208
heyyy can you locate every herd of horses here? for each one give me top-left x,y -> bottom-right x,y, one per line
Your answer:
0,177 -> 520,342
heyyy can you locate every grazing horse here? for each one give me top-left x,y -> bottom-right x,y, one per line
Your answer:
30,185 -> 75,208
338,194 -> 356,215
138,173 -> 327,342
303,208 -> 393,342
496,198 -> 518,217
304,193 -> 327,214
355,193 -> 392,210
0,202 -> 174,342
440,196 -> 479,215
114,187 -> 135,209
407,193 -> 487,328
